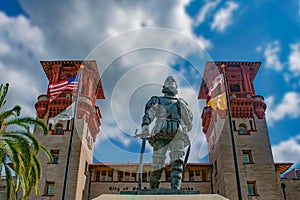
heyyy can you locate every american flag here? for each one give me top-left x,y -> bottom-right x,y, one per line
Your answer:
48,75 -> 78,102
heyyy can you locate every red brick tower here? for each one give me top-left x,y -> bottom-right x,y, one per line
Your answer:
199,61 -> 281,199
32,60 -> 104,199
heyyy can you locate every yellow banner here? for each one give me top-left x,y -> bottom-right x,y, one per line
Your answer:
207,92 -> 227,110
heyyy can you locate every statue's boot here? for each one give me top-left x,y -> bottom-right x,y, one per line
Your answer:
170,160 -> 183,190
149,169 -> 163,189
149,154 -> 166,189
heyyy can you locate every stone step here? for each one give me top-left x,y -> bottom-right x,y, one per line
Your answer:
93,194 -> 229,200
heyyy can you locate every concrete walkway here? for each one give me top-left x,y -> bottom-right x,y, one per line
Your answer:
93,194 -> 229,200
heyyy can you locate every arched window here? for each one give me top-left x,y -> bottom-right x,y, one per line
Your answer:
54,124 -> 63,135
239,123 -> 248,135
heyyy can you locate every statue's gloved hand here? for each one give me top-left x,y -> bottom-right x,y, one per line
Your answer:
141,125 -> 150,138
134,125 -> 150,139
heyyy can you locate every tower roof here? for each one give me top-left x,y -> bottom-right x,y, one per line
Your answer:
198,61 -> 261,99
40,60 -> 104,99
274,162 -> 293,175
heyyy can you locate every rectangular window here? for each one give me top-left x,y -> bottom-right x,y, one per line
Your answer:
108,170 -> 113,181
247,181 -> 258,196
189,170 -> 194,181
249,120 -> 253,130
45,181 -> 55,196
188,169 -> 208,182
243,150 -> 253,164
125,172 -> 130,181
101,170 -> 106,181
131,172 -> 137,182
95,170 -> 100,181
118,171 -> 124,181
233,120 -> 236,130
50,150 -> 59,164
230,84 -> 241,92
66,120 -> 70,130
195,170 -> 201,181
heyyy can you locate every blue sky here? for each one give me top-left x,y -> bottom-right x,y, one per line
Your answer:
1,0 -> 300,171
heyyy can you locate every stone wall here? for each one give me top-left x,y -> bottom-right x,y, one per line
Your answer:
280,178 -> 300,200
89,181 -> 212,199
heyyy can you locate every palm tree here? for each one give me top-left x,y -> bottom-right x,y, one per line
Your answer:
0,83 -> 52,200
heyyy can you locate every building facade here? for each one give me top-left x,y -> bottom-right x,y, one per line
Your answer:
5,60 -> 295,199
199,61 -> 282,199
30,60 -> 104,200
88,163 -> 212,199
198,61 -> 300,199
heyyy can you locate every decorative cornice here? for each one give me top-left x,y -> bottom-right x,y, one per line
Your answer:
198,61 -> 261,99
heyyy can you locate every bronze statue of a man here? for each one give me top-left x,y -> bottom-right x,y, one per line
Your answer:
140,76 -> 193,190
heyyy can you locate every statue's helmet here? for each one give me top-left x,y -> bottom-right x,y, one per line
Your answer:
162,76 -> 178,95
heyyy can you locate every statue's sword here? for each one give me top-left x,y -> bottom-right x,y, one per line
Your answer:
134,129 -> 148,191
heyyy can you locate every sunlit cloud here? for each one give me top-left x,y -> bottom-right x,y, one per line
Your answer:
288,42 -> 300,76
266,92 -> 300,125
211,1 -> 239,32
272,134 -> 300,166
260,40 -> 283,71
194,0 -> 220,26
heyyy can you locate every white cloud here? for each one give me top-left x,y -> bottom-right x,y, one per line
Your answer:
194,0 -> 220,26
0,2 -> 211,108
272,134 -> 300,166
0,12 -> 46,57
263,40 -> 283,71
0,0 -> 213,162
211,1 -> 239,32
0,64 -> 41,117
288,42 -> 300,76
0,11 -> 48,117
266,92 -> 300,125
19,0 -> 211,58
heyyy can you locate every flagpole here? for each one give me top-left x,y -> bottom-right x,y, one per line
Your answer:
221,64 -> 243,200
62,65 -> 84,200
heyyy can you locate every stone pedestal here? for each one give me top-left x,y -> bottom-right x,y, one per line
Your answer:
120,188 -> 199,195
93,194 -> 229,200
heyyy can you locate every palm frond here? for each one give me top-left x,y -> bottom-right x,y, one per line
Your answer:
0,140 -> 22,175
0,105 -> 21,121
40,145 -> 53,163
7,117 -> 48,135
0,105 -> 21,131
0,83 -> 9,109
4,162 -> 13,200
0,83 -> 52,199
7,130 -> 41,152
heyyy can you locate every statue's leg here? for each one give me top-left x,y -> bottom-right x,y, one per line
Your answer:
169,139 -> 185,190
150,140 -> 167,189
